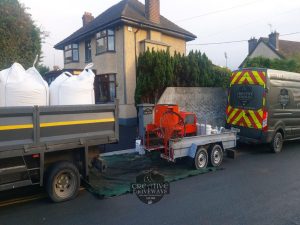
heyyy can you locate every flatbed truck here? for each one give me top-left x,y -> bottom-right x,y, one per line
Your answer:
0,103 -> 118,202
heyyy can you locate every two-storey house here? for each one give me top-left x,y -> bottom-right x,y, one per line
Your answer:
54,0 -> 196,128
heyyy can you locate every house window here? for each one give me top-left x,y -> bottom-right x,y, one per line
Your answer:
85,40 -> 92,62
64,44 -> 79,63
95,74 -> 116,103
96,29 -> 115,54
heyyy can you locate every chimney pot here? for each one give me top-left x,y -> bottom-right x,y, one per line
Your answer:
145,0 -> 160,24
82,12 -> 94,27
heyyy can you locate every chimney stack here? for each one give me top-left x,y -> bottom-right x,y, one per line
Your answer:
145,0 -> 160,24
82,12 -> 94,27
268,31 -> 279,50
248,37 -> 258,54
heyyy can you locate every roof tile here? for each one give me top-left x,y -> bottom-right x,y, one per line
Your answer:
55,0 -> 196,49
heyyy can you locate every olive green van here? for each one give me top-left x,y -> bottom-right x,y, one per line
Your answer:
226,68 -> 300,153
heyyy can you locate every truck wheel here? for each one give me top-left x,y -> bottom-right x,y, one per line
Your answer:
46,161 -> 80,203
194,147 -> 208,169
270,132 -> 283,153
208,144 -> 223,167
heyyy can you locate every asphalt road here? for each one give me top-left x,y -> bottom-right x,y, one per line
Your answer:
1,142 -> 300,225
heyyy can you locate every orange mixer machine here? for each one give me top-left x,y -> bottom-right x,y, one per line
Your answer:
145,104 -> 197,156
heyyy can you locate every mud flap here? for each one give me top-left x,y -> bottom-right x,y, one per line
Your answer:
91,156 -> 107,173
226,149 -> 236,159
188,143 -> 198,159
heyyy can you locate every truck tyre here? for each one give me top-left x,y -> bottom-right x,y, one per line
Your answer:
270,132 -> 283,153
46,161 -> 80,203
194,147 -> 208,169
208,144 -> 223,167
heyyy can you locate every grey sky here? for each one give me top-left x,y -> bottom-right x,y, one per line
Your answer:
20,0 -> 300,69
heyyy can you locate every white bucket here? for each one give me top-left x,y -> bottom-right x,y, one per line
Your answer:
135,139 -> 145,155
206,125 -> 212,135
197,123 -> 212,135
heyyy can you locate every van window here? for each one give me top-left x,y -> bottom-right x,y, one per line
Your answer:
229,85 -> 264,110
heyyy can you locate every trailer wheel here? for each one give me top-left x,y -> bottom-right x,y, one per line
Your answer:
208,144 -> 223,167
270,132 -> 283,153
46,161 -> 80,203
194,147 -> 208,169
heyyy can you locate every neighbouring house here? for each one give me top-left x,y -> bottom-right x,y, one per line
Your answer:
240,31 -> 300,68
54,0 -> 196,128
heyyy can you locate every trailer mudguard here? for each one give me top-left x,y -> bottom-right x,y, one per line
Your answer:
188,143 -> 198,158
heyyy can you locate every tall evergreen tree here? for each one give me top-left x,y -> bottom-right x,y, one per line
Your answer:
0,0 -> 42,69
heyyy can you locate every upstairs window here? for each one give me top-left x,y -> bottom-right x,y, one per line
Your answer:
96,29 -> 115,54
64,44 -> 79,63
85,40 -> 92,62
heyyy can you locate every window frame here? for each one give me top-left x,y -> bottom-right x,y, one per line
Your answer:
85,39 -> 92,63
64,43 -> 79,64
96,29 -> 115,55
95,74 -> 117,104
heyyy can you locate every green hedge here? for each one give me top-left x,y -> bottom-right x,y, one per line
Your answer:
135,50 -> 231,104
243,56 -> 300,73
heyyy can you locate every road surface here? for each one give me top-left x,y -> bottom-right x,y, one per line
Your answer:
1,142 -> 300,225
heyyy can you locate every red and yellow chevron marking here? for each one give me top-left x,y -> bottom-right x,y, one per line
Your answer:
230,70 -> 266,87
226,105 -> 264,129
226,106 -> 263,129
227,69 -> 266,129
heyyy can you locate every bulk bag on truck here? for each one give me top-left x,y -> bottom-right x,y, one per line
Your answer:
0,67 -> 10,106
0,63 -> 49,106
50,64 -> 95,105
49,72 -> 72,105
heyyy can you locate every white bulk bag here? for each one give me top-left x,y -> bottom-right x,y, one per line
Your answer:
50,64 -> 95,105
26,66 -> 49,105
0,63 -> 49,107
49,72 -> 72,105
0,67 -> 11,106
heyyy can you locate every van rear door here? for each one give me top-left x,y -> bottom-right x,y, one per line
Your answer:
226,69 -> 267,141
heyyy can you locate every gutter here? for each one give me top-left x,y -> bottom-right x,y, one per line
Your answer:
134,28 -> 140,68
123,27 -> 127,104
120,17 -> 197,41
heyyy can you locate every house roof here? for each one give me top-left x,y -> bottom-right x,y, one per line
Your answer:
261,38 -> 300,58
239,37 -> 300,68
54,0 -> 197,50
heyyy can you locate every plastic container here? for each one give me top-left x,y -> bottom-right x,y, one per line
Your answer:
206,125 -> 212,135
197,123 -> 212,135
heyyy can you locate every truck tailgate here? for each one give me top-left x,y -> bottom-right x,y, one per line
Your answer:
0,104 -> 118,151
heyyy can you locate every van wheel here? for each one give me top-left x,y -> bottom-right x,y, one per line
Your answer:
194,147 -> 208,169
46,161 -> 80,203
270,132 -> 283,153
208,144 -> 223,167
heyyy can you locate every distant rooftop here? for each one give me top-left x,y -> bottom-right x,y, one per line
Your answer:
259,37 -> 300,58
